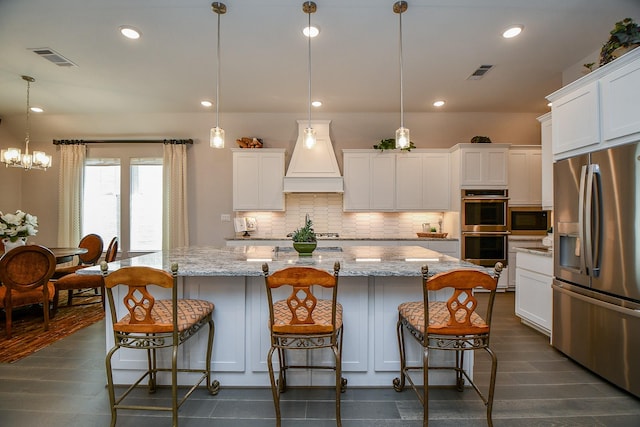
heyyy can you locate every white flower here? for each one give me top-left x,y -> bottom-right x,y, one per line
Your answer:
0,210 -> 39,242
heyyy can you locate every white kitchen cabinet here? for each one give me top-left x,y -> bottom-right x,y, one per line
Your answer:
538,113 -> 553,210
601,54 -> 640,146
508,146 -> 542,206
515,250 -> 553,337
451,143 -> 510,189
396,151 -> 450,211
232,149 -> 285,211
547,47 -> 640,160
507,237 -> 543,290
343,150 -> 395,211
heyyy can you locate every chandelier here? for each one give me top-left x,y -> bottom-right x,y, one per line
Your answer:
1,75 -> 52,170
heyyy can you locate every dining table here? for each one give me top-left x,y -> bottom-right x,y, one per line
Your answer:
0,246 -> 88,265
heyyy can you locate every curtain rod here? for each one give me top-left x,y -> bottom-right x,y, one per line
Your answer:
53,139 -> 193,145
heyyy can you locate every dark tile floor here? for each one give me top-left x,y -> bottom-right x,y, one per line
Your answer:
0,292 -> 639,426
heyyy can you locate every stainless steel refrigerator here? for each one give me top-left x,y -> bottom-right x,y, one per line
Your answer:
553,142 -> 640,398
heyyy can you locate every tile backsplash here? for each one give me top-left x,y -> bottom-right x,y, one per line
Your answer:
236,193 -> 457,239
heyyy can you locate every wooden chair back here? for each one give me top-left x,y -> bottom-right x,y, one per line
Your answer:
104,236 -> 118,263
262,262 -> 340,334
0,245 -> 56,337
78,233 -> 103,265
102,263 -> 178,334
422,263 -> 503,336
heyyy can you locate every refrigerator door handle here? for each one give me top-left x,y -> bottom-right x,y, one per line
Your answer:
578,164 -> 588,276
590,164 -> 602,277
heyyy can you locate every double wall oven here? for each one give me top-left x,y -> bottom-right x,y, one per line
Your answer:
461,189 -> 509,267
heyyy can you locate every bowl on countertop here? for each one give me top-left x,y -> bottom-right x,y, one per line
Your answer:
417,232 -> 448,238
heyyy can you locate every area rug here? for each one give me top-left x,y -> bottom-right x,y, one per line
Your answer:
0,291 -> 104,363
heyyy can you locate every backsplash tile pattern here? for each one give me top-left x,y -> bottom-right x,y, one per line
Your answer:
237,194 -> 448,239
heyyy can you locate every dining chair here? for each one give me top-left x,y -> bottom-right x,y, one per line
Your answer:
53,236 -> 118,312
262,262 -> 346,427
393,262 -> 503,427
52,233 -> 103,279
0,245 -> 57,339
101,262 -> 219,427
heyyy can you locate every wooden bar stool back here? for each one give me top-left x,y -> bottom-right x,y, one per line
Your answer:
393,262 -> 503,427
262,262 -> 347,427
101,262 -> 220,427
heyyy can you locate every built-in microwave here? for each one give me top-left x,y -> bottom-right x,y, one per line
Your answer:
508,206 -> 550,235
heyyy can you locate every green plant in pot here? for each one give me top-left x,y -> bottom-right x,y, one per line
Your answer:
291,215 -> 317,256
599,18 -> 640,66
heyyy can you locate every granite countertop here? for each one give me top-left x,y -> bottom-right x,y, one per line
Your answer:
79,245 -> 487,277
226,237 -> 459,241
515,246 -> 553,257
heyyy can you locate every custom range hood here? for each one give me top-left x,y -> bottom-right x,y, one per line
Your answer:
283,120 -> 343,193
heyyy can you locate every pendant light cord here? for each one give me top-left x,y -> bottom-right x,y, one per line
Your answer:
25,79 -> 31,155
307,2 -> 312,129
398,6 -> 404,129
216,9 -> 221,128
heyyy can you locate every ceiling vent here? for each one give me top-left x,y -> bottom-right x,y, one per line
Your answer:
29,47 -> 77,67
467,64 -> 493,80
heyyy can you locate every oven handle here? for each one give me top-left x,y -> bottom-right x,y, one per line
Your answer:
461,197 -> 510,202
462,231 -> 511,235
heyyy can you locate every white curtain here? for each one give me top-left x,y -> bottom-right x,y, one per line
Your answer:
162,143 -> 189,249
57,144 -> 86,247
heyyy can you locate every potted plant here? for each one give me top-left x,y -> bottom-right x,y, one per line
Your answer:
0,210 -> 38,252
599,18 -> 640,66
373,138 -> 416,152
291,216 -> 317,256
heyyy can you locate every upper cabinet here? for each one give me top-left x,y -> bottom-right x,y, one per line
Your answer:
452,143 -> 510,189
508,146 -> 542,206
538,113 -> 553,210
342,149 -> 450,212
396,151 -> 450,211
547,48 -> 640,160
343,150 -> 395,211
232,149 -> 285,211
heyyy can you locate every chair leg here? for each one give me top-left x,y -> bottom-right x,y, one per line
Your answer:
105,346 -> 119,427
423,345 -> 429,427
485,346 -> 498,427
277,347 -> 287,393
333,326 -> 344,427
393,317 -> 407,392
67,289 -> 74,306
456,349 -> 465,391
206,318 -> 220,395
267,345 -> 282,427
52,289 -> 60,317
172,342 -> 179,427
147,347 -> 156,393
5,308 -> 12,339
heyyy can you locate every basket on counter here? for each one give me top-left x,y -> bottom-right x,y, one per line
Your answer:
416,232 -> 448,238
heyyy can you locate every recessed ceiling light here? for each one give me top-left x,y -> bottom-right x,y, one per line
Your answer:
201,100 -> 213,107
30,107 -> 44,113
303,26 -> 319,37
502,25 -> 523,39
433,100 -> 445,107
311,100 -> 322,107
119,26 -> 142,40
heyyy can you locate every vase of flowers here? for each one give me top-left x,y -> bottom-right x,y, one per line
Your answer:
0,210 -> 38,252
291,215 -> 317,256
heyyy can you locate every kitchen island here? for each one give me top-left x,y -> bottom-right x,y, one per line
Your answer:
82,245 -> 491,387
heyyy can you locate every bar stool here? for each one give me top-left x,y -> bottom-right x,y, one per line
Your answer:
393,262 -> 503,427
262,262 -> 346,427
101,262 -> 219,427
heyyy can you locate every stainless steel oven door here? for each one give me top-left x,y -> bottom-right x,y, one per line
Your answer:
461,198 -> 508,232
461,232 -> 508,267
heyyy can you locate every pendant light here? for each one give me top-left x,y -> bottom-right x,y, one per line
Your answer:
1,75 -> 52,170
210,2 -> 226,149
393,1 -> 410,149
303,1 -> 317,149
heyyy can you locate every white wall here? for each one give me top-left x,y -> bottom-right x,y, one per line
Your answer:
0,111 -> 541,246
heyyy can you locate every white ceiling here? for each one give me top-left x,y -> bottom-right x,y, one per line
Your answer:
0,0 -> 639,118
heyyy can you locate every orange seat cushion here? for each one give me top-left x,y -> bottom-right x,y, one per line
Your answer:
272,299 -> 342,334
54,273 -> 103,291
114,299 -> 214,334
0,281 -> 56,308
398,301 -> 488,336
